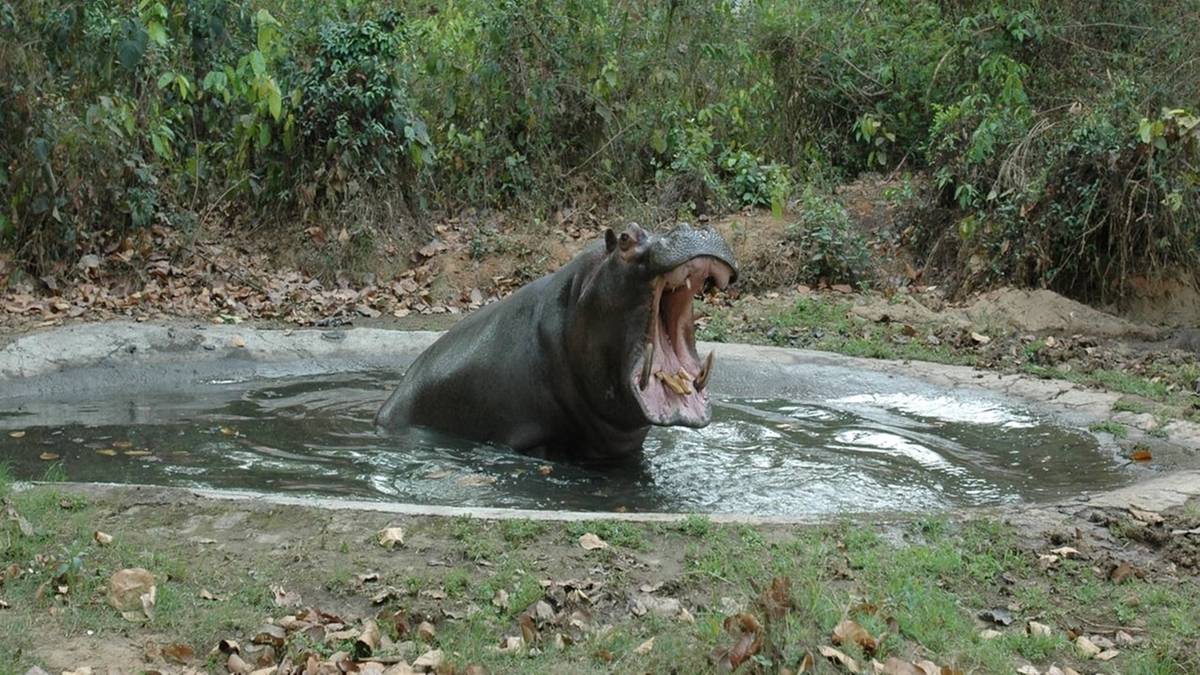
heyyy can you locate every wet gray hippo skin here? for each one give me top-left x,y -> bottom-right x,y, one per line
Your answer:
375,223 -> 738,462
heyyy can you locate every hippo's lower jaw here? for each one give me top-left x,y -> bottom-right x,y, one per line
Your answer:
631,255 -> 734,427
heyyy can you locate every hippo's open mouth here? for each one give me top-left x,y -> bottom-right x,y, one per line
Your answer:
631,256 -> 734,427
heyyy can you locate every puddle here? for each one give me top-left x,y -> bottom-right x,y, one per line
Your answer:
0,371 -> 1131,515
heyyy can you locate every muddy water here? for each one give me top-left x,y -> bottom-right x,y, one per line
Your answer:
0,372 -> 1130,515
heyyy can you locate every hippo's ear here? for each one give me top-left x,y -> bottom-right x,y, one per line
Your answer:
604,228 -> 617,253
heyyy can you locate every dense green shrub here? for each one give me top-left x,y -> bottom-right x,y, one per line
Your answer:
0,0 -> 1195,300
787,187 -> 873,285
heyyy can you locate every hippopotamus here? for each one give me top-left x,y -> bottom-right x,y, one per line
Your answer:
375,222 -> 738,461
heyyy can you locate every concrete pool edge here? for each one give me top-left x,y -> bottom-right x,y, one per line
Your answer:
3,319 -> 1199,453
15,470 -> 1200,525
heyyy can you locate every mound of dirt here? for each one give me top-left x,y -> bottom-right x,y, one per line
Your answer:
964,288 -> 1161,339
851,288 -> 1162,339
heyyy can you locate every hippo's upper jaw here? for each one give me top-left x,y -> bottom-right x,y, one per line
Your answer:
628,247 -> 734,428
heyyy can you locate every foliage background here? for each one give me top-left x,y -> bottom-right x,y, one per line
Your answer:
1,0 -> 1196,300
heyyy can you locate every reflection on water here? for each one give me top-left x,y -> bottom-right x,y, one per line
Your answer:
0,371 -> 1129,515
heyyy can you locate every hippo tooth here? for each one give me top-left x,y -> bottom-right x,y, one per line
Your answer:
696,350 -> 715,391
661,373 -> 689,396
639,342 -> 655,389
685,277 -> 692,290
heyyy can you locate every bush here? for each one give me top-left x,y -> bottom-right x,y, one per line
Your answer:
787,187 -> 873,285
0,0 -> 1195,301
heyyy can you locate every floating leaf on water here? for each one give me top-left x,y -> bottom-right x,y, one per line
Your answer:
230,335 -> 246,348
8,431 -> 25,439
96,448 -> 118,456
123,450 -> 153,457
112,440 -> 133,449
39,452 -> 59,461
456,473 -> 497,487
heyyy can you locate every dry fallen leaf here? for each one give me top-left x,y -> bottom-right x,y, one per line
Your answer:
1130,447 -> 1153,461
819,645 -> 860,672
1027,620 -> 1053,638
413,648 -> 444,670
198,588 -> 221,601
873,657 -> 927,675
1049,546 -> 1081,558
1075,635 -> 1101,658
227,652 -> 252,674
378,526 -> 405,550
4,501 -> 34,537
1109,561 -> 1140,583
417,620 -> 437,642
93,530 -> 113,546
578,533 -> 609,550
271,584 -> 300,607
634,637 -> 655,655
162,642 -> 194,664
357,619 -> 381,655
709,613 -> 763,671
759,576 -> 794,620
832,618 -> 878,654
1127,506 -> 1163,525
492,588 -> 510,611
107,568 -> 156,622
1096,649 -> 1120,661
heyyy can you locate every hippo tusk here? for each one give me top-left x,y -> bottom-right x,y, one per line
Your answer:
695,350 -> 715,391
639,341 -> 654,389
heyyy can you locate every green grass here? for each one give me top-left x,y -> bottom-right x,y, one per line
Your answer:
564,520 -> 647,550
1089,420 -> 1129,438
3,482 -> 1199,673
498,518 -> 547,545
700,295 -> 976,368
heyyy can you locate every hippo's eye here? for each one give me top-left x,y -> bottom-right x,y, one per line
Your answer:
618,232 -> 633,251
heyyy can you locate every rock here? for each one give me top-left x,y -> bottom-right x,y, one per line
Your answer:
1075,635 -> 1101,658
